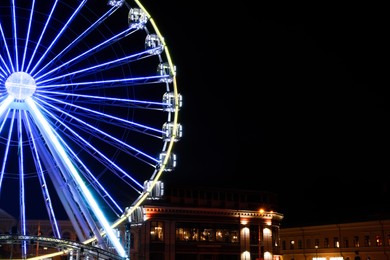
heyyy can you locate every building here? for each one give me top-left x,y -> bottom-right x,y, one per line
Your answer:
280,220 -> 390,260
1,184 -> 389,260
0,185 -> 284,260
128,184 -> 284,260
0,208 -> 78,259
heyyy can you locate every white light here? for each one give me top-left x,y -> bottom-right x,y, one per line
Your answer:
0,96 -> 14,117
5,72 -> 36,100
25,98 -> 127,258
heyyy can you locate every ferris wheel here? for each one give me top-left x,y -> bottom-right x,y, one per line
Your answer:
0,0 -> 181,259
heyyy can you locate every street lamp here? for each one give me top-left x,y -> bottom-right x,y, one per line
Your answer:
291,240 -> 295,260
315,245 -> 318,260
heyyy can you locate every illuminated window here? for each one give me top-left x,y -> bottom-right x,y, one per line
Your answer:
334,237 -> 339,248
230,230 -> 239,243
375,235 -> 382,246
150,221 -> 164,242
176,225 -> 238,243
215,229 -> 224,242
215,229 -> 232,243
176,228 -> 194,241
290,240 -> 295,250
176,228 -> 184,241
354,236 -> 360,247
200,228 -> 215,242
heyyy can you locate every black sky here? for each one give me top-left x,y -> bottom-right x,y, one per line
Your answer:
0,2 -> 385,227
143,2 -> 388,226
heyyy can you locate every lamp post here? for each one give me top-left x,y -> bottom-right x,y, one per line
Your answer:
291,240 -> 295,260
315,245 -> 318,260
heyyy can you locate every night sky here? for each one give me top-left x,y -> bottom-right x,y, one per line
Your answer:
144,1 -> 388,226
0,2 -> 386,228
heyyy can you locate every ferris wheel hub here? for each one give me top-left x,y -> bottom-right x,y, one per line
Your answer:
5,71 -> 36,100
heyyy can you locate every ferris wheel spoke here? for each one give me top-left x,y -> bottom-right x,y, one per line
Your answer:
36,48 -> 160,86
28,0 -> 88,75
0,59 -> 9,77
32,98 -> 147,189
0,96 -> 13,116
0,23 -> 15,73
20,0 -> 36,71
0,110 -> 15,191
54,137 -> 126,217
23,110 -> 62,238
17,124 -> 27,260
36,74 -> 165,91
31,132 -> 90,242
32,4 -> 124,79
35,90 -> 166,111
24,0 -> 60,73
17,109 -> 29,256
0,0 -> 180,258
35,94 -> 164,140
25,97 -> 127,257
34,26 -> 139,81
26,109 -> 98,241
11,0 -> 19,71
47,118 -> 143,216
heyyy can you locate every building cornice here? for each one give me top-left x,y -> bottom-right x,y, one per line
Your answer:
143,205 -> 284,222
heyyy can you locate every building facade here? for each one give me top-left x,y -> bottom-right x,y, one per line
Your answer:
280,220 -> 390,260
1,185 -> 389,260
0,185 -> 284,260
128,184 -> 284,260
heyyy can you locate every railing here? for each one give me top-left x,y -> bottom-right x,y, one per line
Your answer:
0,234 -> 125,260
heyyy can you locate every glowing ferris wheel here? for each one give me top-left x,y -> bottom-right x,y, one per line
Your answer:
0,0 -> 181,258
